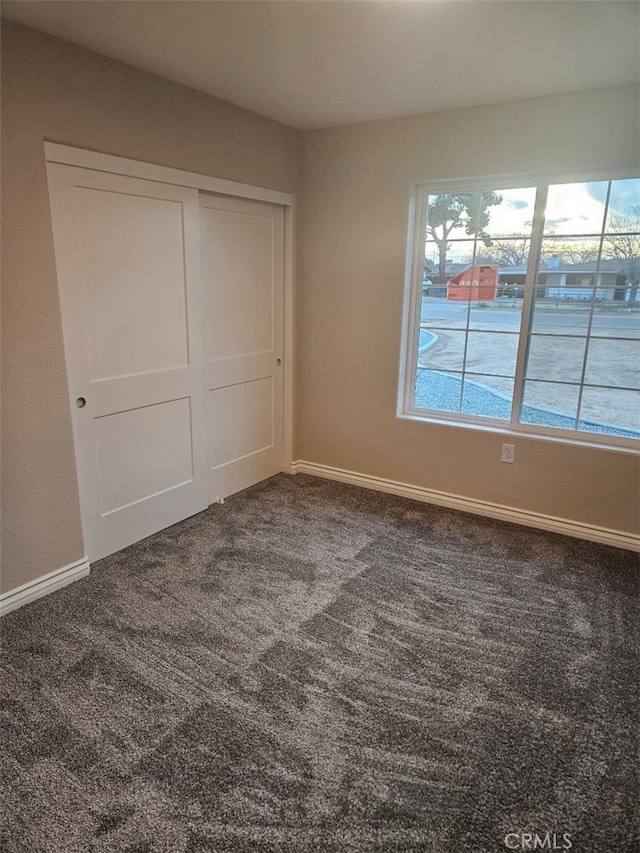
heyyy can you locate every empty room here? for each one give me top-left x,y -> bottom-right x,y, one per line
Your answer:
1,2 -> 639,851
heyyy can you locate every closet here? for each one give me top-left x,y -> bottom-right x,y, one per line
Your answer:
46,149 -> 289,562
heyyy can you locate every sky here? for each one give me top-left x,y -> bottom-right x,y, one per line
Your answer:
425,178 -> 640,266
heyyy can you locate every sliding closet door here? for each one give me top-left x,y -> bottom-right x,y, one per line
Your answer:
47,164 -> 208,562
200,194 -> 285,502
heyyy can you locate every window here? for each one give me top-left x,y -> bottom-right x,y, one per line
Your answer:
400,173 -> 640,448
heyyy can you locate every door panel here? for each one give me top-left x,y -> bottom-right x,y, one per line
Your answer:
205,208 -> 275,359
209,378 -> 274,468
47,164 -> 208,561
75,188 -> 190,380
94,397 -> 194,515
200,195 -> 284,502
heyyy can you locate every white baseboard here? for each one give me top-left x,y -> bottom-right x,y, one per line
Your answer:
290,461 -> 640,553
0,557 -> 91,617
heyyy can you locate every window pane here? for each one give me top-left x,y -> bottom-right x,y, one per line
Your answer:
446,263 -> 500,306
539,237 -> 601,280
530,300 -> 592,337
605,179 -> 640,233
426,191 -> 508,243
414,368 -> 462,413
417,329 -> 466,372
600,238 -> 640,306
424,239 -> 475,279
421,297 -> 469,330
530,237 -> 601,336
477,237 -> 530,291
579,387 -> 640,436
426,194 -> 482,244
465,331 -> 519,376
468,297 -> 524,332
422,241 -> 476,331
525,335 -> 587,383
590,303 -> 640,339
584,338 -> 640,389
423,240 -> 441,283
483,187 -> 536,238
462,374 -> 513,420
424,239 -> 475,289
544,181 -> 608,235
520,381 -> 580,430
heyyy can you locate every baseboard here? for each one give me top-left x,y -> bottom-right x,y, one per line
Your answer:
0,557 -> 91,617
290,461 -> 640,552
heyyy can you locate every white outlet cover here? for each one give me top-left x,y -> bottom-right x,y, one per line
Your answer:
501,443 -> 516,463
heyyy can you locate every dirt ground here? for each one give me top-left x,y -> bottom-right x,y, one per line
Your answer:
418,299 -> 640,430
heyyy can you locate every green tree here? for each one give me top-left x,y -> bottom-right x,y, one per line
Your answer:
426,192 -> 502,283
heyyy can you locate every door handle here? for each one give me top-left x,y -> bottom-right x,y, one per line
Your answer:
76,397 -> 87,409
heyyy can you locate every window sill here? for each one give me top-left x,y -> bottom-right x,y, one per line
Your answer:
397,409 -> 640,455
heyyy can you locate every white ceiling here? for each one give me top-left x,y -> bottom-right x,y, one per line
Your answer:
3,1 -> 639,130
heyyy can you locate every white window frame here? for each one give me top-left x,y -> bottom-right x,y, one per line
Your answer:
398,167 -> 640,453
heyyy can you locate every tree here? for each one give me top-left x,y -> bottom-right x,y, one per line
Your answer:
426,192 -> 502,283
602,203 -> 640,303
477,237 -> 529,267
540,242 -> 599,266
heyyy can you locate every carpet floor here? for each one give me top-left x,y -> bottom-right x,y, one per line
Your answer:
1,473 -> 638,852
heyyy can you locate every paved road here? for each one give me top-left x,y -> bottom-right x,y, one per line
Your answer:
421,298 -> 640,337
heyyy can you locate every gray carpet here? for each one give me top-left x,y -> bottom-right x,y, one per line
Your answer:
1,473 -> 639,853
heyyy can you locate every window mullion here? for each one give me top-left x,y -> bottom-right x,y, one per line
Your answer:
510,184 -> 548,428
404,186 -> 429,414
458,221 -> 480,413
574,181 -> 612,430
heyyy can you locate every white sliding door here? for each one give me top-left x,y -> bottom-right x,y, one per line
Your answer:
200,194 -> 285,502
47,164 -> 208,562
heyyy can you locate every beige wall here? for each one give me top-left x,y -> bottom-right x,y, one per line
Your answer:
2,22 -> 638,599
0,22 -> 301,594
297,86 -> 640,534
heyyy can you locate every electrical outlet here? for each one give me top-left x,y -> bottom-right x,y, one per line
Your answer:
501,443 -> 515,463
